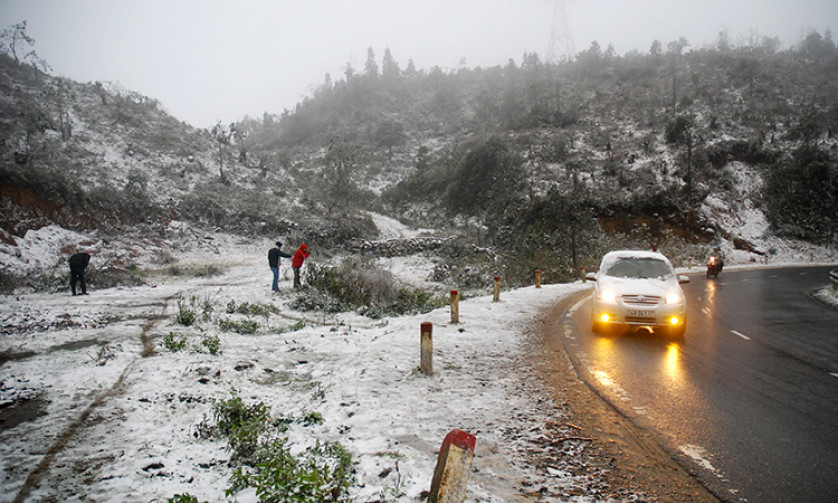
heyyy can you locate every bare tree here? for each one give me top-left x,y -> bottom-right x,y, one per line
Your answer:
0,20 -> 51,72
211,122 -> 232,181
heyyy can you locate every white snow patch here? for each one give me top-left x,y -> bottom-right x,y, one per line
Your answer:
0,225 -> 90,274
679,444 -> 719,475
592,370 -> 631,402
813,285 -> 838,309
368,211 -> 433,240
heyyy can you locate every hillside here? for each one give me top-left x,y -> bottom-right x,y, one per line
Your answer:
1,32 -> 837,293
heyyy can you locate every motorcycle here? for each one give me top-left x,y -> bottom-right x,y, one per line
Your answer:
706,256 -> 723,278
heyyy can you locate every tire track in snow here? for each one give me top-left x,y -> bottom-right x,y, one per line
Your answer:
12,293 -> 176,503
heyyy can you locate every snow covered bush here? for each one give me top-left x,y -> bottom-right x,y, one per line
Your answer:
297,258 -> 445,318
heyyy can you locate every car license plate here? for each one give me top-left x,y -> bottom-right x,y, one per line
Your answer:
627,309 -> 654,317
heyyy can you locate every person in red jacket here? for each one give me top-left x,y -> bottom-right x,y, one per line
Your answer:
291,243 -> 310,288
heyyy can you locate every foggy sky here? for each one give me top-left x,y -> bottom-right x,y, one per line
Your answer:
1,0 -> 835,129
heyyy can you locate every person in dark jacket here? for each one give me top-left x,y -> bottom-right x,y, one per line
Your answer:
268,241 -> 292,292
68,250 -> 91,296
291,243 -> 310,288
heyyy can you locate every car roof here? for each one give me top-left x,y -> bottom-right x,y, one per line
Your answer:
603,250 -> 668,260
600,249 -> 674,266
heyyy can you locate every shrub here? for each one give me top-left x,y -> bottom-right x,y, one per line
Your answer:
175,299 -> 197,326
212,393 -> 272,462
300,411 -> 324,426
162,332 -> 187,352
206,393 -> 357,501
218,318 -> 259,334
300,259 -> 445,318
228,438 -> 356,503
86,266 -> 145,289
226,300 -> 278,317
200,334 -> 221,355
287,320 -> 306,332
166,494 -> 205,503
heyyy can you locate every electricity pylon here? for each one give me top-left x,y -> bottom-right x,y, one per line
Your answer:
547,0 -> 575,62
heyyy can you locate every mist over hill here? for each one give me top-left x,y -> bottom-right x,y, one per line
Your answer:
1,30 -> 836,292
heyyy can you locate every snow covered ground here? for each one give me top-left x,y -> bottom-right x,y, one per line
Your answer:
0,230 -> 610,502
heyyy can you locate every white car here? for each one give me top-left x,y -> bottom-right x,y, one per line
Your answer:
587,250 -> 690,337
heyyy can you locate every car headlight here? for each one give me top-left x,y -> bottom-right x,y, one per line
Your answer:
665,292 -> 683,304
599,289 -> 617,303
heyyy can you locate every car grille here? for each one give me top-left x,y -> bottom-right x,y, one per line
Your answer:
622,295 -> 660,306
625,316 -> 657,324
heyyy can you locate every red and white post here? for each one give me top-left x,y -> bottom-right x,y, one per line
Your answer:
428,429 -> 477,503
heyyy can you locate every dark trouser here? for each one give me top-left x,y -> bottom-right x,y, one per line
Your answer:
70,267 -> 86,295
293,266 -> 301,287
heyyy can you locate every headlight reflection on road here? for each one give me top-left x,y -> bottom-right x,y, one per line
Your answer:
704,280 -> 717,307
662,343 -> 685,389
657,342 -> 717,441
595,334 -> 615,354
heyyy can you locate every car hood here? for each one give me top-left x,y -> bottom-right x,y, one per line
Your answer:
597,276 -> 681,296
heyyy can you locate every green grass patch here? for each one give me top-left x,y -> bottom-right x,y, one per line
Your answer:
218,318 -> 260,334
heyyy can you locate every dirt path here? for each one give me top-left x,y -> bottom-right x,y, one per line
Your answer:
530,292 -> 721,503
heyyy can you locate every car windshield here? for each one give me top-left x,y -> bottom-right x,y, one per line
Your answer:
604,257 -> 673,279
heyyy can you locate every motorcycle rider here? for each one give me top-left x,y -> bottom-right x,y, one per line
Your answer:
708,244 -> 725,273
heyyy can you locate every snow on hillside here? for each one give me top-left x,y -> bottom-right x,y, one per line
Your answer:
699,162 -> 768,243
698,162 -> 835,265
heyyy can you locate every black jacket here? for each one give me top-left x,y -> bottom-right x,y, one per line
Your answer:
69,252 -> 91,270
268,247 -> 291,268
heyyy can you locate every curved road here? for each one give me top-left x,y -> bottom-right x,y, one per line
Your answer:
561,265 -> 838,503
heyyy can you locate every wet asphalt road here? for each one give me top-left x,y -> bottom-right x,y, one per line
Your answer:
562,265 -> 838,503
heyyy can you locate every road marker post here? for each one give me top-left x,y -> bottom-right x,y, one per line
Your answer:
428,429 -> 477,503
581,266 -> 587,283
535,269 -> 542,288
493,276 -> 501,302
450,290 -> 459,324
420,322 -> 433,375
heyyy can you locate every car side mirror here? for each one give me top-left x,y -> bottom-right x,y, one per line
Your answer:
678,275 -> 690,284
585,272 -> 597,281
